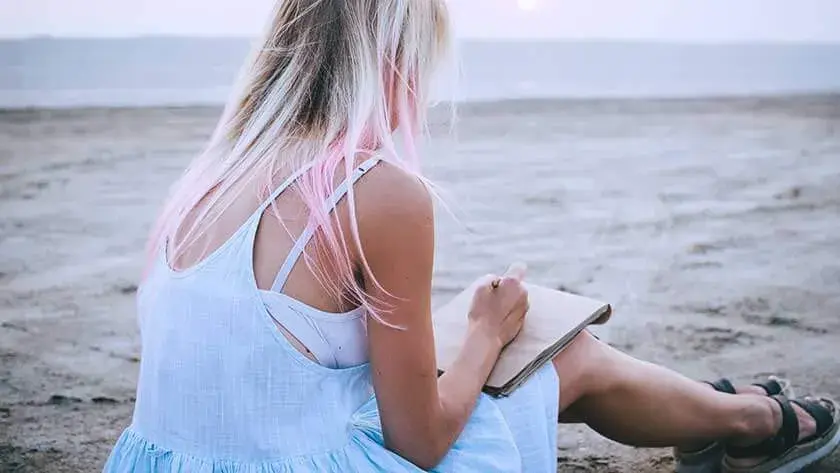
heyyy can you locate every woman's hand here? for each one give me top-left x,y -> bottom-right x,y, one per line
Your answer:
467,264 -> 529,350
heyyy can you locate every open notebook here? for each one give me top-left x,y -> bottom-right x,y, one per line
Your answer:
433,282 -> 612,398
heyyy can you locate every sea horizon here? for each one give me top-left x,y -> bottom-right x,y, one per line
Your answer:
3,36 -> 840,109
6,34 -> 840,44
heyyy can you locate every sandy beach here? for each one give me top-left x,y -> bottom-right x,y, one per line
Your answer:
1,95 -> 839,472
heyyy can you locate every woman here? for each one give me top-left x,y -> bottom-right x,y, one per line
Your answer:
104,1 -> 839,472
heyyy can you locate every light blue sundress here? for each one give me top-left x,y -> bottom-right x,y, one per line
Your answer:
104,157 -> 560,472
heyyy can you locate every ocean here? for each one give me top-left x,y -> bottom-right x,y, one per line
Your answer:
2,37 -> 840,109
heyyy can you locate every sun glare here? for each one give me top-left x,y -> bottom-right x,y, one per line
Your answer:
517,0 -> 539,11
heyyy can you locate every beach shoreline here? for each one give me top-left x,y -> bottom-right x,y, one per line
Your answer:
2,90 -> 838,113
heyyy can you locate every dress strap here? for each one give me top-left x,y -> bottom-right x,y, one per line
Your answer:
270,157 -> 382,293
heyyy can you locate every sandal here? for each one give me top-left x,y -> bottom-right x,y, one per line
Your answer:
722,395 -> 840,473
675,377 -> 792,473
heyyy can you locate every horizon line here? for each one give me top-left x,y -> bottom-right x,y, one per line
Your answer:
2,34 -> 839,46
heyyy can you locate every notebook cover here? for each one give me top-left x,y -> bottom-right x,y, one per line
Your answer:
433,282 -> 612,396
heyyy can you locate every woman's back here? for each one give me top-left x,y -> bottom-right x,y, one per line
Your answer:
128,160 -> 379,463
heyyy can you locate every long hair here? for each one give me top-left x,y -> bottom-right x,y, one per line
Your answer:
148,0 -> 452,320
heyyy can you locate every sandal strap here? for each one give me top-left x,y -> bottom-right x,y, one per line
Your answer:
752,378 -> 784,396
727,395 -> 799,459
792,398 -> 835,435
707,378 -> 737,395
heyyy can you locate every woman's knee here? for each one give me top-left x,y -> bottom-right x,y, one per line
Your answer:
552,330 -> 613,407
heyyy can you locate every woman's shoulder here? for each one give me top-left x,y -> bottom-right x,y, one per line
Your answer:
356,159 -> 434,228
352,159 -> 435,268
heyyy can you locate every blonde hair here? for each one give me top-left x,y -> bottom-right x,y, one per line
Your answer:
149,0 -> 452,320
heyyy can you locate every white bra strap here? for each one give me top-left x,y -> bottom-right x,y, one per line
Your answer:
270,157 -> 382,293
250,160 -> 318,222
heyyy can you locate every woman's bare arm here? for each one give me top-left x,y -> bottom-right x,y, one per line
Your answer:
356,164 -> 526,469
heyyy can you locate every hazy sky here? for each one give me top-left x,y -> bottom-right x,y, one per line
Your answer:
2,0 -> 839,42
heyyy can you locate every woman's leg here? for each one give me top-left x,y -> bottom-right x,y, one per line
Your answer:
552,331 -> 815,452
557,378 -> 769,426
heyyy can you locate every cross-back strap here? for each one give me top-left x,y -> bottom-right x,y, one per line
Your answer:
251,160 -> 318,220
270,157 -> 382,293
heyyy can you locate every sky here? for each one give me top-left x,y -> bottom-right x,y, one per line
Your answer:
2,0 -> 839,43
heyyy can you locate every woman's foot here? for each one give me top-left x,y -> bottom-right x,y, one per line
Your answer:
675,377 -> 791,473
679,377 -> 789,451
723,395 -> 840,473
727,396 -> 816,464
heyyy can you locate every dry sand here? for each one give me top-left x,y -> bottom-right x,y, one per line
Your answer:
1,96 -> 839,472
